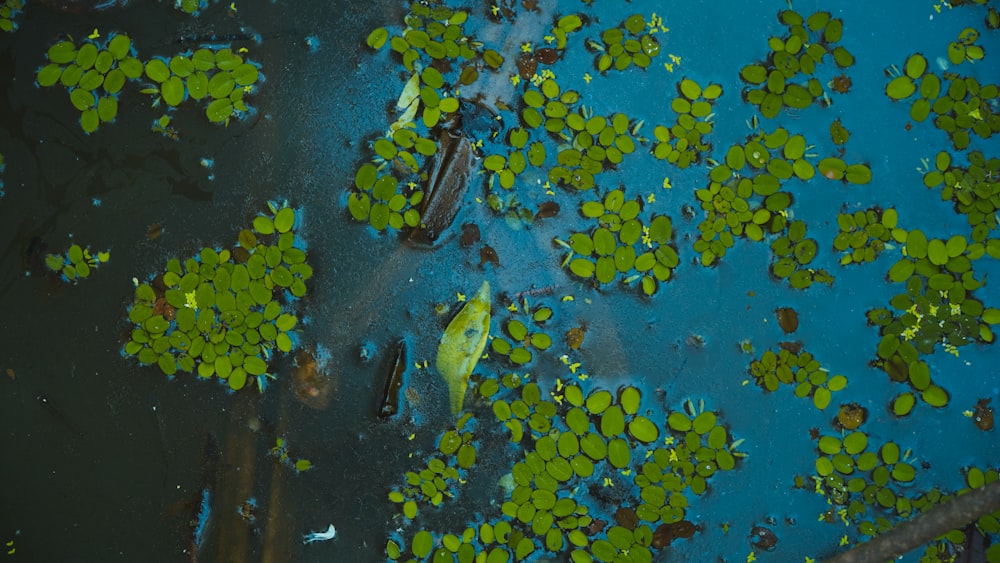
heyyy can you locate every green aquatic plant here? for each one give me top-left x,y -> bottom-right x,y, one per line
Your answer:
650,78 -> 722,169
946,27 -> 986,66
371,2 -> 478,74
833,208 -> 902,266
36,33 -> 139,133
353,1 -> 484,234
922,150 -> 1000,231
694,124 -> 838,289
138,46 -> 262,125
587,14 -> 661,73
885,52 -> 999,150
806,433 -> 1000,560
44,243 -> 110,283
387,374 -> 744,562
748,347 -> 847,410
36,34 -> 262,132
867,226 -> 1000,409
490,299 -> 554,365
269,437 -> 315,473
558,188 -> 679,295
769,219 -> 835,289
739,10 -> 855,118
809,428 -> 927,540
175,0 -> 206,15
548,106 -> 641,192
0,0 -> 22,32
122,203 -> 311,392
388,413 -> 477,521
348,162 -> 425,231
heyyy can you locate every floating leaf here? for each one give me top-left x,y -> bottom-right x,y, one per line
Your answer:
886,76 -> 915,100
437,281 -> 490,414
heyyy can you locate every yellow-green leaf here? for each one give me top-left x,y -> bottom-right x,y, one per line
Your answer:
437,281 -> 491,415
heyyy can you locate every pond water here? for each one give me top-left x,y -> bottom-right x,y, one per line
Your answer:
0,1 -> 998,562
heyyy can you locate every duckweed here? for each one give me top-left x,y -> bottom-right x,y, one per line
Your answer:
388,415 -> 477,521
122,203 -> 310,392
357,3 -> 1000,562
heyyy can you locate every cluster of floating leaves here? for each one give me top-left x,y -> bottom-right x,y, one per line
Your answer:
138,46 -> 261,125
806,420 -> 1000,561
35,33 -> 261,132
809,429 -> 928,535
484,76 -> 643,202
909,466 -> 1000,562
491,300 -> 554,365
868,228 -> 1000,411
769,219 -> 834,289
387,374 -> 743,563
0,0 -> 22,33
587,14 -> 661,73
354,2 -> 485,233
946,27 -> 986,67
269,437 -> 314,473
650,79 -> 721,169
558,189 -> 679,296
886,53 -> 999,151
122,204 -> 311,392
370,3 -> 479,75
44,243 -> 110,283
349,162 -> 426,231
834,208 -> 899,266
871,27 -> 1000,419
695,124 -> 847,288
545,100 -> 639,192
388,413 -> 477,521
748,347 -> 847,410
739,10 -> 854,119
35,33 -> 138,133
922,150 -> 1000,232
